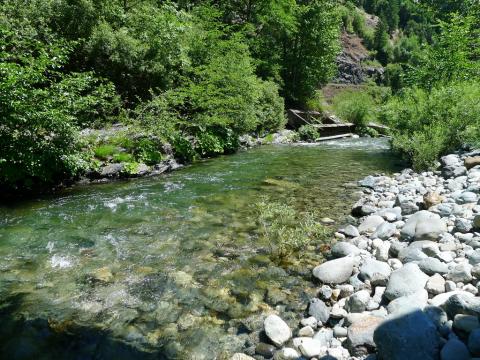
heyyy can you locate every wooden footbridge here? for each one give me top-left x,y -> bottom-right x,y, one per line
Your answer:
287,109 -> 388,141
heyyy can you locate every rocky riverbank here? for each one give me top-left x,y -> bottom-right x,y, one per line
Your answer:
232,150 -> 480,360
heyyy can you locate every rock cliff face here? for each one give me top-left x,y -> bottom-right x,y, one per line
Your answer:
334,32 -> 384,85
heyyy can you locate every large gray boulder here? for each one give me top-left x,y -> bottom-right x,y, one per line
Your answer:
385,263 -> 429,301
264,314 -> 292,347
401,211 -> 447,241
374,310 -> 441,360
313,257 -> 355,284
359,258 -> 391,286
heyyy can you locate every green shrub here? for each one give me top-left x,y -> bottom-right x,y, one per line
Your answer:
135,138 -> 163,165
332,90 -> 376,130
94,145 -> 117,160
195,132 -> 225,157
298,125 -> 320,142
171,134 -> 196,163
255,80 -> 286,134
305,90 -> 325,113
381,81 -> 480,170
112,153 -> 134,163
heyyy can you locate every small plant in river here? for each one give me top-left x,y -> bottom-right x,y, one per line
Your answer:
254,198 -> 332,263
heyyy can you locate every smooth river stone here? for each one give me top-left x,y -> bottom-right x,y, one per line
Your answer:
264,314 -> 292,347
400,210 -> 447,241
384,263 -> 428,301
312,256 -> 355,284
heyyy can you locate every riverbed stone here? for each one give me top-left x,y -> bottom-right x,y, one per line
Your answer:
468,328 -> 480,356
255,343 -> 276,358
340,224 -> 360,238
372,222 -> 397,240
358,215 -> 385,234
386,290 -> 428,315
295,338 -> 326,358
346,290 -> 371,313
443,293 -> 480,318
456,191 -> 478,204
273,348 -> 300,360
446,263 -> 473,283
400,210 -> 447,241
313,257 -> 355,284
313,328 -> 334,347
308,298 -> 330,323
415,257 -> 449,275
395,194 -> 420,215
374,310 -> 441,360
231,354 -> 255,360
465,156 -> 480,169
359,258 -> 391,286
298,325 -> 314,337
264,314 -> 292,347
384,263 -> 429,300
453,314 -> 480,333
426,274 -> 446,295
440,338 -> 470,360
346,315 -> 384,356
331,242 -> 361,258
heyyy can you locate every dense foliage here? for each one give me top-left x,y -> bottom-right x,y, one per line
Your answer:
0,0 -> 340,192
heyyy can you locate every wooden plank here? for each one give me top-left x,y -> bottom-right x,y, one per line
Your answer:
315,133 -> 355,142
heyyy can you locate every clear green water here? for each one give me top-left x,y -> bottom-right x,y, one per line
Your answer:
0,139 -> 403,359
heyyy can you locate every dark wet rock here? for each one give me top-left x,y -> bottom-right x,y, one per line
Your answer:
255,342 -> 275,358
374,310 -> 441,360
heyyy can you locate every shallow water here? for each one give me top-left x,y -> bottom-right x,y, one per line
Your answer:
0,138 -> 403,359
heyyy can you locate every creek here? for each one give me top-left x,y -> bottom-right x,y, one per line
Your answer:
0,138 -> 403,359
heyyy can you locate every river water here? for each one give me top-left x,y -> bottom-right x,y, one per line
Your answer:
0,138 -> 403,359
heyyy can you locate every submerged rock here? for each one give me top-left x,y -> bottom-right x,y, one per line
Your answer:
264,314 -> 292,347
